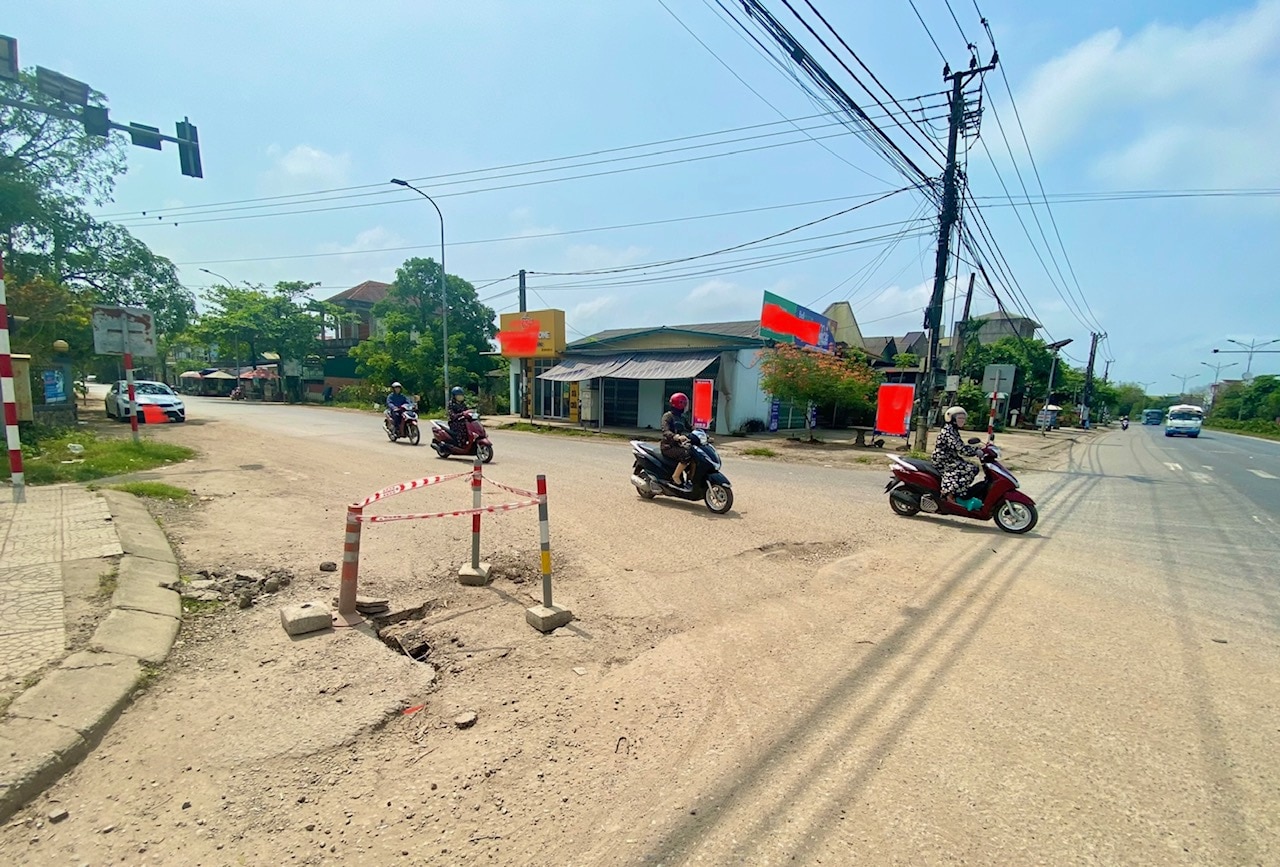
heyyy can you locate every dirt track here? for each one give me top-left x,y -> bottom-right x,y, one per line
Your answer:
4,402 -> 1275,866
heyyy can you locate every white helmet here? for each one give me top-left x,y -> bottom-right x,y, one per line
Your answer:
390,381 -> 402,388
944,406 -> 968,422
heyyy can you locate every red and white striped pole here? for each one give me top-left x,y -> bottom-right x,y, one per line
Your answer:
0,253 -> 25,503
123,321 -> 139,443
335,503 -> 363,625
537,474 -> 552,608
469,454 -> 483,572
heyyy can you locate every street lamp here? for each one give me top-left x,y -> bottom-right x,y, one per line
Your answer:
390,178 -> 449,404
1219,337 -> 1280,380
199,267 -> 242,377
1199,360 -> 1237,406
1171,371 -> 1200,399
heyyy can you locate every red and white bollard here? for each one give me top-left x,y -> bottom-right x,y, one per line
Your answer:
458,455 -> 491,585
334,503 -> 363,625
0,253 -> 25,503
525,473 -> 573,632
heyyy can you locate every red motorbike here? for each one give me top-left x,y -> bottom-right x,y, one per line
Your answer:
430,410 -> 494,463
884,438 -> 1039,534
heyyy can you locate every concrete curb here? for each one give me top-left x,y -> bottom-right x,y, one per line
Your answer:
0,490 -> 181,822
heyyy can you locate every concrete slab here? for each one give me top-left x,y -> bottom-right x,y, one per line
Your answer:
281,601 -> 333,636
117,553 -> 178,589
0,715 -> 89,823
112,568 -> 181,620
99,490 -> 176,564
525,604 -> 574,633
89,608 -> 180,664
6,654 -> 140,738
458,562 -> 493,586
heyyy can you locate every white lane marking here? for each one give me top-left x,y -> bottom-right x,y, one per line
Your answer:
1202,465 -> 1214,470
1164,462 -> 1183,472
1190,472 -> 1213,485
1255,516 -> 1265,525
1248,469 -> 1278,479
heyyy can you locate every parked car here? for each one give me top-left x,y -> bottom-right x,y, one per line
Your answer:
105,380 -> 186,422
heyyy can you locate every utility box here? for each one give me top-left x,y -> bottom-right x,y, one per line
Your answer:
579,384 -> 598,424
11,354 -> 34,421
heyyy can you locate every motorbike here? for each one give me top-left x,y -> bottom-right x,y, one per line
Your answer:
1121,418 -> 1129,430
630,429 -> 734,514
884,438 -> 1038,534
430,410 -> 494,463
230,387 -> 245,401
384,402 -> 421,445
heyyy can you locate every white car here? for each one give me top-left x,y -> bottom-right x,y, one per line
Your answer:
105,380 -> 186,423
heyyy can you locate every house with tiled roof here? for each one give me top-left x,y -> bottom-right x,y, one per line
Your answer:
323,280 -> 391,350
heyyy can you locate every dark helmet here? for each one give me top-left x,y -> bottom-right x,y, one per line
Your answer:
669,392 -> 689,411
451,386 -> 465,398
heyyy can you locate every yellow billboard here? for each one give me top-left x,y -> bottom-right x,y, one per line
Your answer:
498,308 -> 566,358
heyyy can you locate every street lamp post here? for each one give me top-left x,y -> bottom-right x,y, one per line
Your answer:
1222,338 -> 1280,380
199,268 -> 241,379
1199,360 -> 1237,407
390,179 -> 449,405
1171,372 -> 1200,400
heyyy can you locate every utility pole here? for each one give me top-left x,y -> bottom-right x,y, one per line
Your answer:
518,269 -> 529,419
1080,332 -> 1100,428
1212,338 -> 1280,381
944,272 -> 976,407
915,57 -> 997,452
1102,359 -> 1111,382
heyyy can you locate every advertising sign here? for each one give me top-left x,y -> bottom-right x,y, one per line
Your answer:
760,291 -> 835,353
42,369 -> 67,404
692,378 -> 714,430
874,383 -> 915,436
768,397 -> 780,432
91,305 -> 157,357
497,309 -> 566,358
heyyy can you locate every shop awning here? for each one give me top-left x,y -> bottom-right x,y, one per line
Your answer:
537,351 -> 718,382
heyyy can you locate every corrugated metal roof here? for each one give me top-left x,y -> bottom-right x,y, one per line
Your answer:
567,320 -> 760,349
538,351 -> 719,382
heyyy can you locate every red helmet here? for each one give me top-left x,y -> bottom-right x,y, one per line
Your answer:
670,392 -> 689,411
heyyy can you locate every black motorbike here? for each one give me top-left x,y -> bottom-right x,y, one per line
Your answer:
629,429 -> 734,514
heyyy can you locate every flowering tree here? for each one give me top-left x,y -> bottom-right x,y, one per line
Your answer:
759,344 -> 880,436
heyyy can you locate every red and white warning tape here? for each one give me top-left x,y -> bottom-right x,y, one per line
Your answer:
487,479 -> 538,499
357,470 -> 472,508
359,498 -> 539,524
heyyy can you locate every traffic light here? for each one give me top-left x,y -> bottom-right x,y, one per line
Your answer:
0,35 -> 17,81
128,122 -> 163,150
82,105 -> 110,137
176,118 -> 202,178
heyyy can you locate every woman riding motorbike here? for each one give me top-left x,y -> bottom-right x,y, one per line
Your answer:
933,406 -> 984,511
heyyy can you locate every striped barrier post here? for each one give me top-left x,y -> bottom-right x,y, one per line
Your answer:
0,254 -> 24,503
526,473 -> 573,633
458,455 -> 492,585
335,503 -> 363,625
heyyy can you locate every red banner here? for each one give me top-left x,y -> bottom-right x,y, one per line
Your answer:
692,379 -> 714,430
496,318 -> 540,355
874,383 -> 914,436
760,302 -> 822,346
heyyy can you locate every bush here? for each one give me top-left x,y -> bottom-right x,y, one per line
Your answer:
1203,417 -> 1280,440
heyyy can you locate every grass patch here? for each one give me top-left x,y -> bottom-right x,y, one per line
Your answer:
98,567 -> 119,599
743,446 -> 778,458
903,449 -> 932,461
501,421 -> 632,439
181,597 -> 224,615
138,662 -> 164,690
107,481 -> 192,501
1204,419 -> 1280,442
1,431 -> 193,485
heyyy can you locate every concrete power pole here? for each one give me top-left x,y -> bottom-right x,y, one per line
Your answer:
518,269 -> 529,419
915,58 -> 997,452
1081,332 -> 1100,428
945,272 -> 976,406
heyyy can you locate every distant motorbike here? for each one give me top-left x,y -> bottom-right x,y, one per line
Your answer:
1121,418 -> 1130,430
630,429 -> 734,514
384,402 -> 421,445
884,438 -> 1038,534
230,387 -> 245,401
431,410 -> 493,463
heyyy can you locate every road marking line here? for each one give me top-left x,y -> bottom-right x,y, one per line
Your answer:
1255,516 -> 1264,525
1190,472 -> 1213,485
1248,469 -> 1278,479
1164,462 -> 1183,472
1202,465 -> 1213,470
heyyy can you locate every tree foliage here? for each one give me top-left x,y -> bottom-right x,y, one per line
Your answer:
759,344 -> 880,430
1,70 -> 195,355
1210,375 -> 1280,423
350,257 -> 497,403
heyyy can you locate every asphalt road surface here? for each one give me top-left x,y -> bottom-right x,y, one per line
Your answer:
50,394 -> 1278,864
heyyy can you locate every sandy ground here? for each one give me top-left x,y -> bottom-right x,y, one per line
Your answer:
3,402 -> 1275,866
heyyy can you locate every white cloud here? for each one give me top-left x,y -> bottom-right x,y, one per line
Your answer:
323,226 -> 408,256
264,144 -> 352,186
1017,0 -> 1280,186
562,243 -> 648,271
684,278 -> 760,321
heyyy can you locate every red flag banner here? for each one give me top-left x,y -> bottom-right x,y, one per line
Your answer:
692,378 -> 714,430
761,302 -> 822,346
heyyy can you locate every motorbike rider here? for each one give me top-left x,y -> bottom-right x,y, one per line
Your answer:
660,392 -> 694,489
933,406 -> 985,511
386,382 -> 410,435
447,386 -> 470,446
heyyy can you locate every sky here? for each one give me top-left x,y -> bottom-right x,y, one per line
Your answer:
7,0 -> 1279,391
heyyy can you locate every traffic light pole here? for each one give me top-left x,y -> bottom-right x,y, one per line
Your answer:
0,253 -> 25,503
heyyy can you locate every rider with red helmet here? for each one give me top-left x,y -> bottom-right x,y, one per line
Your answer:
660,392 -> 693,489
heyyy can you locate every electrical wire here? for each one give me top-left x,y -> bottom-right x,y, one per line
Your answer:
907,0 -> 949,63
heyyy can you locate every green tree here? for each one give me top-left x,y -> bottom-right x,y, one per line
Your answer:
1,69 -> 195,361
351,257 -> 497,403
759,344 -> 880,436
